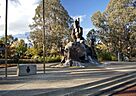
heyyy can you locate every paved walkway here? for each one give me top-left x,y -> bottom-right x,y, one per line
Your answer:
0,62 -> 136,96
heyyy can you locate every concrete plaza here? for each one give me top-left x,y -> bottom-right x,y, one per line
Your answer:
0,62 -> 136,96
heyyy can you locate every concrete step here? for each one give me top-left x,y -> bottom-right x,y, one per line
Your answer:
90,78 -> 136,96
34,71 -> 136,96
110,83 -> 136,96
64,72 -> 136,96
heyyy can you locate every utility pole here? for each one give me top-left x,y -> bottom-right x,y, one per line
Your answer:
42,0 -> 46,73
5,0 -> 8,78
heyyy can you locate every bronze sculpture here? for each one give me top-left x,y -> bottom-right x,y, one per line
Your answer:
61,18 -> 100,67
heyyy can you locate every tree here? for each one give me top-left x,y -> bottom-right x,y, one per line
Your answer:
29,0 -> 73,54
1,35 -> 16,45
86,29 -> 98,46
91,0 -> 136,60
15,39 -> 27,58
0,35 -> 18,58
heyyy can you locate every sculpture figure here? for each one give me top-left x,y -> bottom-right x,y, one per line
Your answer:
71,18 -> 84,42
89,32 -> 97,59
61,18 -> 101,67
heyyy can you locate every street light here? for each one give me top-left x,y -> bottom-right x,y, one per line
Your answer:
42,0 -> 46,73
5,0 -> 8,78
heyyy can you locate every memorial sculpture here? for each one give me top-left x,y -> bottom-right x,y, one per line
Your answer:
61,18 -> 101,67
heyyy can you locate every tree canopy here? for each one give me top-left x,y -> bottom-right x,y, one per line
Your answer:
91,0 -> 136,59
29,0 -> 73,54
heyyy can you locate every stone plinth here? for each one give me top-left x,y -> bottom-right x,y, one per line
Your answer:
17,64 -> 37,76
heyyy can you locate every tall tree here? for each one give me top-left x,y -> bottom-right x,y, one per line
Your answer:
91,0 -> 136,60
30,0 -> 73,53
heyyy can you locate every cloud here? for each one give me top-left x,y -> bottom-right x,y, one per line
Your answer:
72,15 -> 86,22
0,0 -> 38,36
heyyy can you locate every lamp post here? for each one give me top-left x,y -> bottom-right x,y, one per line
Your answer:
118,41 -> 121,61
5,0 -> 8,78
42,0 -> 46,73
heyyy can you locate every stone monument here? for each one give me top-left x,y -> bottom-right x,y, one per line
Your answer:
17,64 -> 37,76
61,18 -> 101,67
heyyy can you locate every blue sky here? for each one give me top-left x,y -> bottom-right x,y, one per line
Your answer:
61,0 -> 110,37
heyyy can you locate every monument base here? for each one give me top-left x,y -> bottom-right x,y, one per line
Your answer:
63,59 -> 102,68
17,64 -> 37,76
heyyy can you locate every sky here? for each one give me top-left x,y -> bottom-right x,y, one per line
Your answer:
0,0 -> 110,38
0,0 -> 37,36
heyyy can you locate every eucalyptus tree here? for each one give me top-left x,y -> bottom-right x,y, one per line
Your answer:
30,0 -> 73,53
30,0 -> 73,73
91,0 -> 136,60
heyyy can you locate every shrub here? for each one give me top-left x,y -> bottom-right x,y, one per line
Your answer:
38,55 -> 61,63
97,50 -> 113,61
